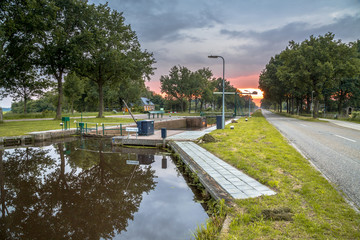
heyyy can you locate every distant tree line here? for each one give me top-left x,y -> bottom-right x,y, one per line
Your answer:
1,0 -> 155,118
160,65 -> 255,113
259,33 -> 360,117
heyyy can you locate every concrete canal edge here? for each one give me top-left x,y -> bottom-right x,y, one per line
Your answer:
0,129 -> 77,148
168,141 -> 232,202
168,141 -> 235,237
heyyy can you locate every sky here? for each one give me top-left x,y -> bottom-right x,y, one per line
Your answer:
1,0 -> 359,108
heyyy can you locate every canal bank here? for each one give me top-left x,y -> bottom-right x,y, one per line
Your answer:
112,119 -> 276,202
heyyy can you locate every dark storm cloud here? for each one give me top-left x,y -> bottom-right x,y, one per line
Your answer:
105,0 -> 222,42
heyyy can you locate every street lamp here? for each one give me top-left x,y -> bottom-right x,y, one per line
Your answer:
208,55 -> 225,129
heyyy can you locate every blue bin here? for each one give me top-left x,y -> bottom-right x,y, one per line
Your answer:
216,115 -> 222,129
137,120 -> 154,136
161,128 -> 167,138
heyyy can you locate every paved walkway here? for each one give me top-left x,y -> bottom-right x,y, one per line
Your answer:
168,119 -> 276,200
167,125 -> 217,140
175,141 -> 276,199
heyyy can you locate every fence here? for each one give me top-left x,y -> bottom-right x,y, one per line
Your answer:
76,122 -> 135,136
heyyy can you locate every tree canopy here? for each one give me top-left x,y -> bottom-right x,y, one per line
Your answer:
1,0 -> 155,118
259,33 -> 360,117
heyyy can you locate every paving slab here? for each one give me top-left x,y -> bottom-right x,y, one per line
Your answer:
174,141 -> 276,199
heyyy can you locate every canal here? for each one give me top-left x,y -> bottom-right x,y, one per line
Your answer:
0,138 -> 208,240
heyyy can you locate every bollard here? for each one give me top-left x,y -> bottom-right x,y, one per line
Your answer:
120,124 -> 122,136
161,128 -> 167,139
161,128 -> 167,148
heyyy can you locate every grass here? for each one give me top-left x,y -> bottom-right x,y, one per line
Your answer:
195,111 -> 360,239
270,111 -> 326,122
0,117 -> 137,137
2,111 -> 144,120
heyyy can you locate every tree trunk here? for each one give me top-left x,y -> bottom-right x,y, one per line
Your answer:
98,81 -> 104,118
188,98 -> 191,113
23,96 -> 27,114
0,150 -> 6,217
337,90 -> 344,114
286,98 -> 289,113
71,101 -> 74,114
55,72 -> 63,120
314,99 -> 319,118
195,98 -> 198,112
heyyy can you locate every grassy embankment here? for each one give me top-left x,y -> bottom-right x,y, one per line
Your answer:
195,111 -> 360,239
0,117 -> 136,137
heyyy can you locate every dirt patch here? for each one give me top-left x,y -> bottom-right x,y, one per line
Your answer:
262,207 -> 293,221
201,134 -> 217,143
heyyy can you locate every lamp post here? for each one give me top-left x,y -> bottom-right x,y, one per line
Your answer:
208,55 -> 225,129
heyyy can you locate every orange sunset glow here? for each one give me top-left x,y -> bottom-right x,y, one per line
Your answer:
237,88 -> 264,106
145,75 -> 264,106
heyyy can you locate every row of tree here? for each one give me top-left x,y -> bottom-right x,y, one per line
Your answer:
259,33 -> 360,117
160,65 -> 255,113
1,0 -> 155,118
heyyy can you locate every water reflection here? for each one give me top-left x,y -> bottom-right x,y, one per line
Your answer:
0,139 -> 208,240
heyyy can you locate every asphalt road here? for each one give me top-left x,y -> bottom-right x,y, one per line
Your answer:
262,109 -> 360,209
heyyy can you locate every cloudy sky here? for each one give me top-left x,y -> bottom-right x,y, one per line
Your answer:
1,0 -> 359,107
91,0 -> 359,92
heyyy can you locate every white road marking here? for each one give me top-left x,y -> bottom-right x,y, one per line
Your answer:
335,134 -> 357,143
300,124 -> 307,127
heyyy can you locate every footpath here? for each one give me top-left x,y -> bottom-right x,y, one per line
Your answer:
166,119 -> 276,200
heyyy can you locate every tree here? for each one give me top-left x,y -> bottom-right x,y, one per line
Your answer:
259,33 -> 360,117
78,3 -> 155,118
194,68 -> 213,112
0,0 -> 51,100
63,72 -> 84,114
160,66 -> 213,113
0,69 -> 51,113
331,41 -> 360,113
38,0 -> 90,119
259,54 -> 286,112
160,66 -> 190,112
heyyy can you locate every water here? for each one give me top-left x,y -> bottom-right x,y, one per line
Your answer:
0,139 -> 208,240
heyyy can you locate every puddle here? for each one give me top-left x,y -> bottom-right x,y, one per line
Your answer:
0,139 -> 208,240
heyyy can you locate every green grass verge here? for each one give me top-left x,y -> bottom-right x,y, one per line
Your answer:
196,111 -> 360,239
270,111 -> 326,122
0,117 -> 137,137
3,111 -> 143,120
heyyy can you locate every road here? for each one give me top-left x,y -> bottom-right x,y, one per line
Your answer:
262,109 -> 360,209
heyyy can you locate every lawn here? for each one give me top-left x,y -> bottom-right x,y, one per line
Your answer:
196,111 -> 360,239
0,117 -> 137,137
2,111 -> 142,120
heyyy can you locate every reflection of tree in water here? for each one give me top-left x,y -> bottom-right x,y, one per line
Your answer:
0,139 -> 156,239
